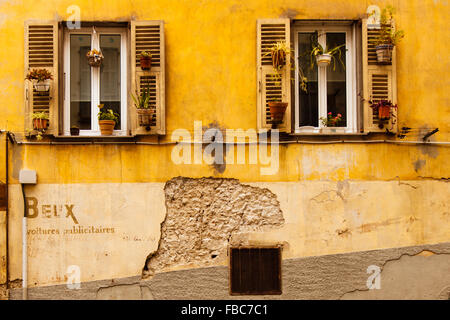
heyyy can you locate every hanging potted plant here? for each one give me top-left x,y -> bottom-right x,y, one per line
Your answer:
372,5 -> 405,64
369,100 -> 397,121
86,49 -> 104,67
270,41 -> 290,71
130,86 -> 153,129
310,33 -> 346,69
265,41 -> 308,92
139,51 -> 152,70
97,104 -> 119,135
32,111 -> 50,131
320,112 -> 344,133
26,69 -> 52,94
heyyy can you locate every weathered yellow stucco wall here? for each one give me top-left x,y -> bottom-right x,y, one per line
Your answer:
0,0 -> 449,289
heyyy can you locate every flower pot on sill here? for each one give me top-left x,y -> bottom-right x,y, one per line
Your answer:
320,127 -> 338,134
140,56 -> 152,70
33,118 -> 49,131
98,120 -> 116,135
316,54 -> 332,67
375,44 -> 394,64
70,127 -> 80,136
137,108 -> 154,126
269,101 -> 288,124
33,79 -> 50,94
378,105 -> 391,120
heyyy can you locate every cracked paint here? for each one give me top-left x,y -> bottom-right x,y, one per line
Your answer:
142,177 -> 284,278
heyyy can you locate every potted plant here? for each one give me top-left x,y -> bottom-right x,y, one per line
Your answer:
267,41 -> 308,92
369,100 -> 397,121
372,5 -> 405,64
320,112 -> 344,133
97,104 -> 119,135
32,111 -> 49,131
70,126 -> 80,136
26,69 -> 52,94
130,86 -> 153,128
310,34 -> 346,69
268,98 -> 288,128
139,51 -> 152,70
86,49 -> 104,67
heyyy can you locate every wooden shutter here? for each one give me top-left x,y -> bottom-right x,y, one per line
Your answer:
257,19 -> 291,133
24,21 -> 59,135
130,21 -> 166,135
362,18 -> 398,133
229,247 -> 282,295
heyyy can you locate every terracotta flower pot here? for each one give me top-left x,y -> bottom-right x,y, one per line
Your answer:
378,105 -> 391,120
375,44 -> 394,64
99,120 -> 116,135
268,101 -> 288,123
33,118 -> 49,130
137,109 -> 154,126
140,56 -> 152,70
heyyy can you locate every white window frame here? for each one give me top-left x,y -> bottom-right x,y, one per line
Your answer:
63,27 -> 128,136
293,24 -> 357,134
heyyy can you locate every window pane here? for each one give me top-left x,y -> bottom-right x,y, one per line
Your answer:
100,34 -> 121,130
298,33 -> 318,127
326,33 -> 346,127
70,34 -> 91,129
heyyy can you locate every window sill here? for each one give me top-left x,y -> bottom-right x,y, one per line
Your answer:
290,131 -> 368,136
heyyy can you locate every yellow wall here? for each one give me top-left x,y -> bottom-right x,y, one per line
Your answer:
0,0 -> 449,288
0,0 -> 449,183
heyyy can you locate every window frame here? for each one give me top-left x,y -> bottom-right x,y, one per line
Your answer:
293,23 -> 357,134
63,27 -> 128,136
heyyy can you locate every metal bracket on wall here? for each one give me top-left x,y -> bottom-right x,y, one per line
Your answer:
422,128 -> 439,142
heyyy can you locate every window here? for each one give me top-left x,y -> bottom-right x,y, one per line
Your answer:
293,23 -> 357,133
229,247 -> 282,295
63,27 -> 127,136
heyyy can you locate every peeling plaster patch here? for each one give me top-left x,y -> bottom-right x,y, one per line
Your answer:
279,8 -> 300,19
142,177 -> 285,278
414,159 -> 426,172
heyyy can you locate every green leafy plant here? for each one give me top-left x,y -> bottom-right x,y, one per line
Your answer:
130,86 -> 152,109
372,5 -> 405,46
264,41 -> 308,93
31,111 -> 49,120
26,69 -> 53,82
140,51 -> 152,58
310,32 -> 346,71
97,104 -> 119,123
320,112 -> 344,127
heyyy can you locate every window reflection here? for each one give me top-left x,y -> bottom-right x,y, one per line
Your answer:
326,33 -> 346,127
100,34 -> 121,130
298,32 -> 318,127
70,34 -> 92,129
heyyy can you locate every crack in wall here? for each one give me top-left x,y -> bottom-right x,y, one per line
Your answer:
142,177 -> 285,279
339,249 -> 450,299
